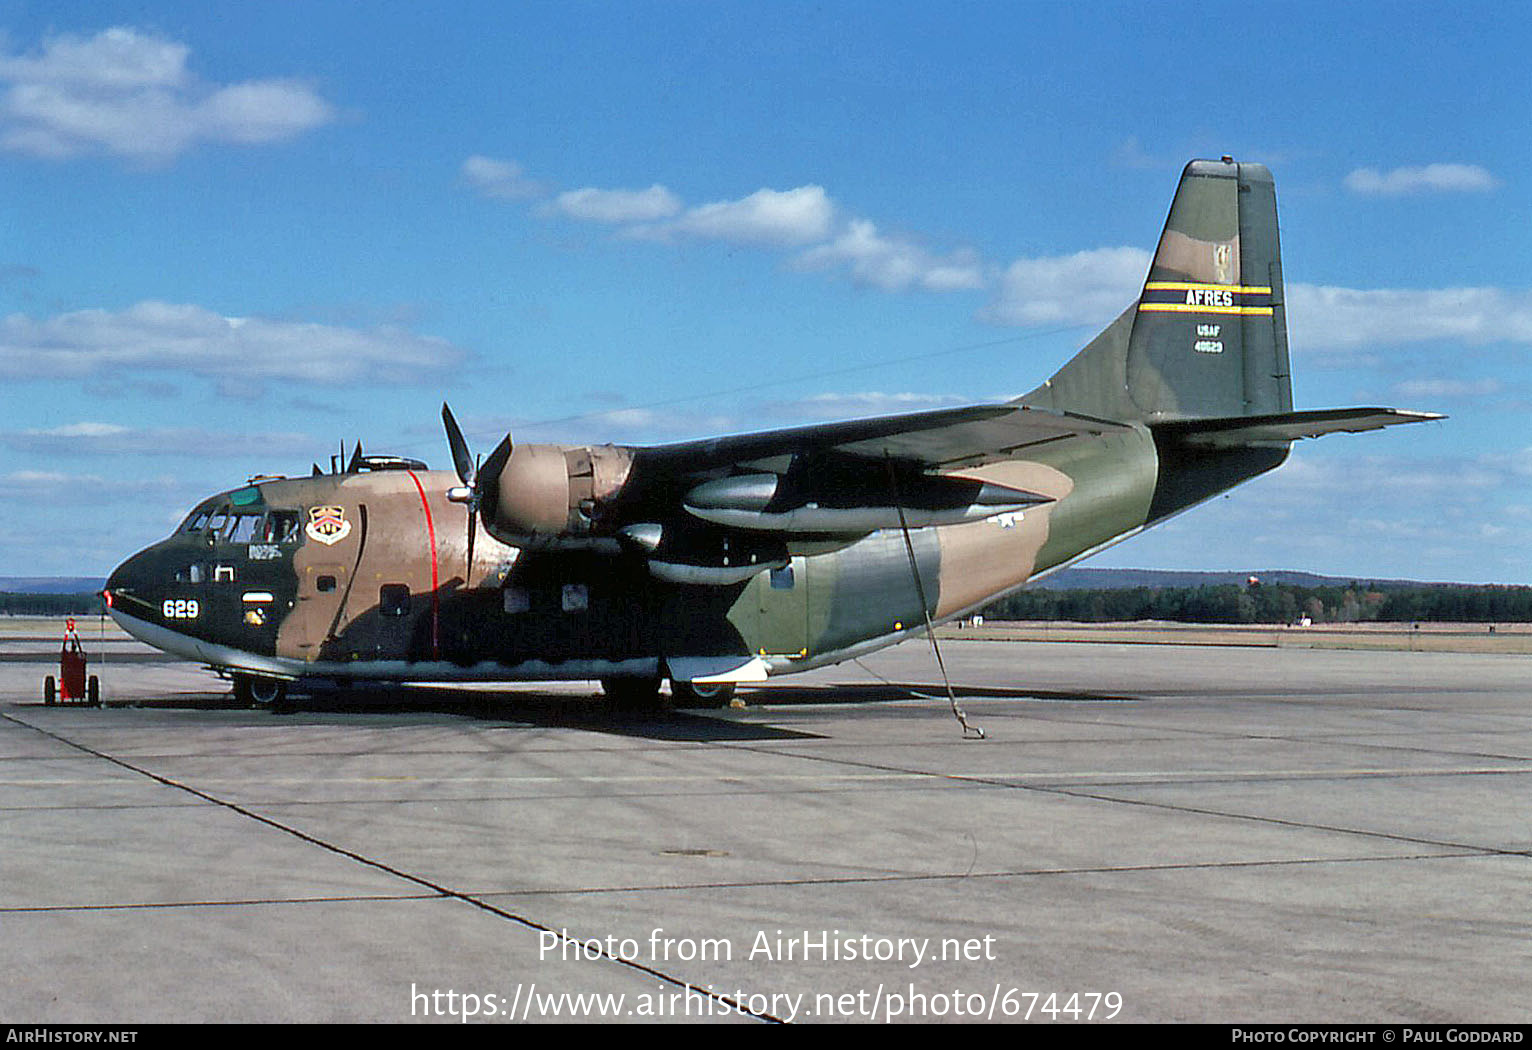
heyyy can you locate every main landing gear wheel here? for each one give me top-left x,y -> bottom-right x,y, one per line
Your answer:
601,676 -> 667,712
670,680 -> 736,709
234,674 -> 290,708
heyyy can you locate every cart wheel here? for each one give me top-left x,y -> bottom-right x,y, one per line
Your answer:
44,676 -> 55,705
88,675 -> 100,707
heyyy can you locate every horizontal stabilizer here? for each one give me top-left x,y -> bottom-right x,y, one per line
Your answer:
1152,408 -> 1443,448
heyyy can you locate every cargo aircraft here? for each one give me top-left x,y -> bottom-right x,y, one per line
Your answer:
104,159 -> 1438,709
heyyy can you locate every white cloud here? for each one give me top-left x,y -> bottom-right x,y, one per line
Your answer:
1389,378 -> 1503,400
468,160 -> 988,296
763,391 -> 969,421
984,247 -> 1151,326
1288,284 -> 1532,350
795,219 -> 985,292
197,80 -> 333,145
553,184 -> 682,223
0,27 -> 334,162
461,154 -> 543,200
0,469 -> 189,497
507,405 -> 739,445
3,423 -> 314,457
0,26 -> 188,89
972,254 -> 1532,352
1343,163 -> 1500,196
0,301 -> 464,388
1114,445 -> 1532,583
665,185 -> 836,246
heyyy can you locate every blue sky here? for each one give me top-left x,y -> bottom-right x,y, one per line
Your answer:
2,2 -> 1529,582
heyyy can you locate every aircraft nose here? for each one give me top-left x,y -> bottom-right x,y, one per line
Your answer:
103,547 -> 153,612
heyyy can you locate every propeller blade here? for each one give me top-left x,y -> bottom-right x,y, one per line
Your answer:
477,433 -> 513,501
466,505 -> 477,576
441,403 -> 475,486
346,440 -> 364,473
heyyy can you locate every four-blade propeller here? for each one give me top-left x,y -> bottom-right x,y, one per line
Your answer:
441,403 -> 512,575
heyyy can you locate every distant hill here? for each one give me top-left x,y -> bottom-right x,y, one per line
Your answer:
1028,568 -> 1433,591
0,577 -> 105,594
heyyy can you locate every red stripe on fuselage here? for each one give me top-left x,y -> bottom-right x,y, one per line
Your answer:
405,471 -> 440,660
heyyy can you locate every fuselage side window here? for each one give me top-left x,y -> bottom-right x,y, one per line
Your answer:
380,584 -> 410,617
174,563 -> 208,584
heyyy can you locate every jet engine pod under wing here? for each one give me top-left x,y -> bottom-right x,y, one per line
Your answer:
683,471 -> 1053,533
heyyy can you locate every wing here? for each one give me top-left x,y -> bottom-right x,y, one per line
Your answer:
631,401 -> 1131,475
580,403 -> 1129,578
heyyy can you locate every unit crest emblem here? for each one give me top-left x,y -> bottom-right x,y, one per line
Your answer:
305,506 -> 352,545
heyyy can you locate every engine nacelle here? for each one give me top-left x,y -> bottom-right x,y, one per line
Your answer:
484,443 -> 634,546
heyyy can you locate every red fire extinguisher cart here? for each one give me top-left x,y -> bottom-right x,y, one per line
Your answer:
45,619 -> 98,706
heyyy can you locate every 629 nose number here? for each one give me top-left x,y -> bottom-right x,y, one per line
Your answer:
163,599 -> 200,619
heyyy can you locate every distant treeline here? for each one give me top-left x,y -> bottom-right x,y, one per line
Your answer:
983,583 -> 1532,624
0,592 -> 106,616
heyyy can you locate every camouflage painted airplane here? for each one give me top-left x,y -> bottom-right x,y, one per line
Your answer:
104,159 -> 1437,708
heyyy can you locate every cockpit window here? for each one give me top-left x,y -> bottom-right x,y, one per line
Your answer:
205,507 -> 231,538
228,513 -> 263,544
262,511 -> 300,543
180,511 -> 212,534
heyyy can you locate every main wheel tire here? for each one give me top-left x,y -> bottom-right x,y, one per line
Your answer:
87,675 -> 100,707
670,680 -> 736,708
44,676 -> 55,705
601,676 -> 666,712
235,674 -> 289,707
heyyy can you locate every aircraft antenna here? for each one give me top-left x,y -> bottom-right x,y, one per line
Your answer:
884,455 -> 985,740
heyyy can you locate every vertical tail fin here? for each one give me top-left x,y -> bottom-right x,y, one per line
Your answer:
1023,158 -> 1293,422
